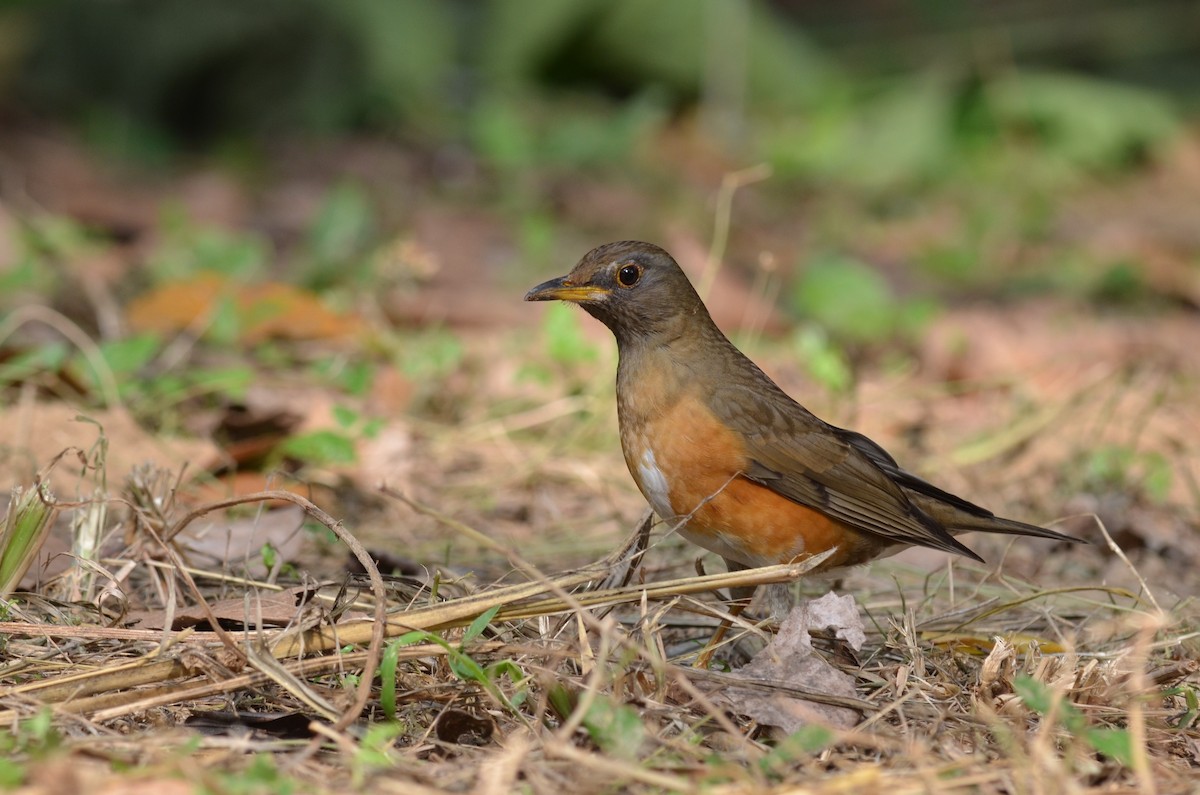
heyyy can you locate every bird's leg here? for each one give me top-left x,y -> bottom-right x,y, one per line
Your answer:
693,559 -> 756,669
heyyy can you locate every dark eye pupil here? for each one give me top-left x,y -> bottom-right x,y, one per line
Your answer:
618,265 -> 640,286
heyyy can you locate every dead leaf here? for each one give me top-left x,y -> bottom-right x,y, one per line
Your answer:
237,282 -> 362,343
712,594 -> 864,731
802,591 -> 867,651
126,585 -> 335,631
125,272 -> 230,336
126,275 -> 362,343
180,503 -> 311,576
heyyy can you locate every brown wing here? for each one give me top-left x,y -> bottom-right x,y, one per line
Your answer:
708,378 -> 983,561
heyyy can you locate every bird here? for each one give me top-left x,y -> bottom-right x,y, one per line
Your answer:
525,241 -> 1082,587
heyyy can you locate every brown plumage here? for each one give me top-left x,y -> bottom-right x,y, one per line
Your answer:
525,241 -> 1081,576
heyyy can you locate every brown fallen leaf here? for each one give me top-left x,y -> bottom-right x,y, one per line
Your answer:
125,584 -> 361,631
179,503 -> 312,577
712,592 -> 864,731
126,274 -> 363,343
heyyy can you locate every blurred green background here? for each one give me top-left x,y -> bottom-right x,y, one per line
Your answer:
2,0 -> 1198,339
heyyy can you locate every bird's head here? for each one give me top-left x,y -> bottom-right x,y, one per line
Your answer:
524,241 -> 709,346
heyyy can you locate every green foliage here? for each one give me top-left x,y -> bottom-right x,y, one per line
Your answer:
470,92 -> 666,173
759,725 -> 835,778
301,181 -> 378,290
581,697 -> 645,760
389,606 -> 530,716
0,253 -> 57,302
124,364 -> 255,419
277,429 -> 355,467
275,403 -> 384,467
379,637 -> 403,721
311,355 -> 376,397
97,333 -> 161,378
0,483 -> 59,597
396,328 -> 465,381
1,215 -> 96,305
791,327 -> 853,393
1165,684 -> 1199,731
480,0 -> 834,108
518,211 -> 557,268
60,333 -> 163,402
1091,260 -> 1152,305
0,343 -> 69,386
259,542 -> 297,579
790,253 -> 935,344
328,0 -> 459,133
763,68 -> 1179,192
987,72 -> 1178,171
147,210 -> 270,283
199,754 -> 297,795
276,408 -> 379,470
542,303 -> 599,365
19,213 -> 94,263
0,708 -> 63,785
350,721 -> 406,785
1082,444 -> 1173,504
764,74 -> 955,189
81,106 -> 178,169
1014,675 -> 1134,767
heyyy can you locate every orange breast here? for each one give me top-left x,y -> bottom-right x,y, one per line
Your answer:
622,391 -> 864,570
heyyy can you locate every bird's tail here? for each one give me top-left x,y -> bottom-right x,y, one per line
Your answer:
949,513 -> 1085,544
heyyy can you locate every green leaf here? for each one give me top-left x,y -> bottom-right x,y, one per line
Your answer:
100,333 -> 161,375
447,650 -> 488,684
394,630 -> 435,647
1013,675 -> 1086,734
1085,727 -> 1135,767
760,725 -> 835,775
148,212 -> 269,283
0,757 -> 25,789
542,302 -> 598,364
462,605 -> 501,645
1140,451 -> 1173,504
399,329 -> 465,380
547,684 -> 576,719
360,418 -> 385,439
792,327 -> 852,393
278,430 -> 358,466
184,365 -> 254,401
987,72 -> 1178,171
338,359 -> 375,396
260,543 -> 277,570
379,640 -> 402,721
332,404 -> 360,429
304,182 -> 376,287
0,343 -> 69,385
470,99 -> 536,172
1013,675 -> 1054,713
0,484 -> 60,598
582,698 -> 645,759
791,255 -> 895,343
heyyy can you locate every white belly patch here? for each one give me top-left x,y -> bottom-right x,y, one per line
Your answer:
637,448 -> 676,520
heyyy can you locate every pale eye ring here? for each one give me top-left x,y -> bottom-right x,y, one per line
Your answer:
617,263 -> 642,287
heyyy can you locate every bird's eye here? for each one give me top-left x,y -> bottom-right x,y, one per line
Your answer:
617,264 -> 642,287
